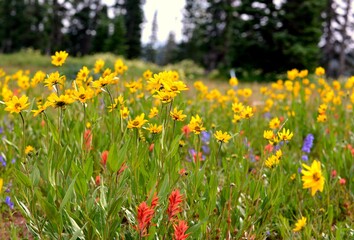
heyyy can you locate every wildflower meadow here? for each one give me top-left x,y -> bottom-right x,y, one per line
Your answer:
0,52 -> 353,239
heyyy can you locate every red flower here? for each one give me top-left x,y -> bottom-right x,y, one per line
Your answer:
167,189 -> 183,221
84,129 -> 93,151
339,178 -> 346,185
173,220 -> 189,240
264,144 -> 273,153
150,192 -> 159,209
101,150 -> 109,166
137,201 -> 154,237
179,168 -> 187,176
95,175 -> 100,186
182,125 -> 191,138
117,162 -> 127,175
149,143 -> 155,152
331,170 -> 337,178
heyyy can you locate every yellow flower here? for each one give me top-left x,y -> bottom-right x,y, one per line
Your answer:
149,107 -> 159,119
94,59 -> 105,74
47,93 -> 74,108
315,67 -> 325,76
31,70 -> 46,87
72,86 -> 94,103
170,107 -> 187,121
76,66 -> 90,81
25,145 -> 35,155
301,160 -> 325,196
277,128 -> 293,141
317,114 -> 327,122
4,95 -> 30,114
269,117 -> 280,129
188,114 -> 206,135
293,216 -> 307,232
92,73 -> 118,89
232,114 -> 242,123
146,123 -> 162,134
143,70 -> 153,80
0,178 -> 3,193
120,106 -> 130,119
127,113 -> 148,129
51,50 -> 68,66
153,90 -> 176,103
240,106 -> 253,119
287,69 -> 298,80
214,130 -> 232,143
232,102 -> 244,113
125,79 -> 143,93
229,77 -> 238,86
114,59 -> 128,75
298,69 -> 308,78
263,130 -> 274,140
265,155 -> 280,168
32,102 -> 51,117
44,71 -> 66,89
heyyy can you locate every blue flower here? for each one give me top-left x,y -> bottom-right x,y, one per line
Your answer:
302,134 -> 314,153
5,196 -> 14,209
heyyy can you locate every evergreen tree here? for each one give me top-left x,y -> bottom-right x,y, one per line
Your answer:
145,11 -> 158,63
276,0 -> 326,71
122,0 -> 143,59
108,15 -> 126,56
92,4 -> 111,53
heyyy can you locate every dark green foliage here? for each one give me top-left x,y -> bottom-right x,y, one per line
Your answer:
122,0 -> 143,59
181,0 -> 327,76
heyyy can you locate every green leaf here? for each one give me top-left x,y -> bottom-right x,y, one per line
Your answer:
15,169 -> 32,188
107,138 -> 130,172
83,157 -> 93,181
30,165 -> 41,186
47,118 -> 59,144
59,174 -> 78,212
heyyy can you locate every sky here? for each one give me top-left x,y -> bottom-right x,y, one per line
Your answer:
104,0 -> 185,44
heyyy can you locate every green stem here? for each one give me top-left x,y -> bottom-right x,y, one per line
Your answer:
19,112 -> 25,159
216,142 -> 222,167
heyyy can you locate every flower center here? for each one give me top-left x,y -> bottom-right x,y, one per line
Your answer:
132,120 -> 140,126
312,172 -> 320,181
15,103 -> 22,109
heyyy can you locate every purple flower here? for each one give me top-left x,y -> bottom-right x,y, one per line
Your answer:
11,158 -> 16,164
201,131 -> 211,143
0,156 -> 6,167
302,134 -> 314,154
298,167 -> 302,173
263,112 -> 271,120
201,145 -> 210,155
301,155 -> 309,161
0,127 -> 3,134
5,196 -> 14,209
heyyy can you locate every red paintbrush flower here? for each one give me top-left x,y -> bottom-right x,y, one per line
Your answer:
167,189 -> 183,221
173,220 -> 189,240
101,150 -> 109,166
136,201 -> 154,237
150,192 -> 159,209
84,129 -> 92,151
